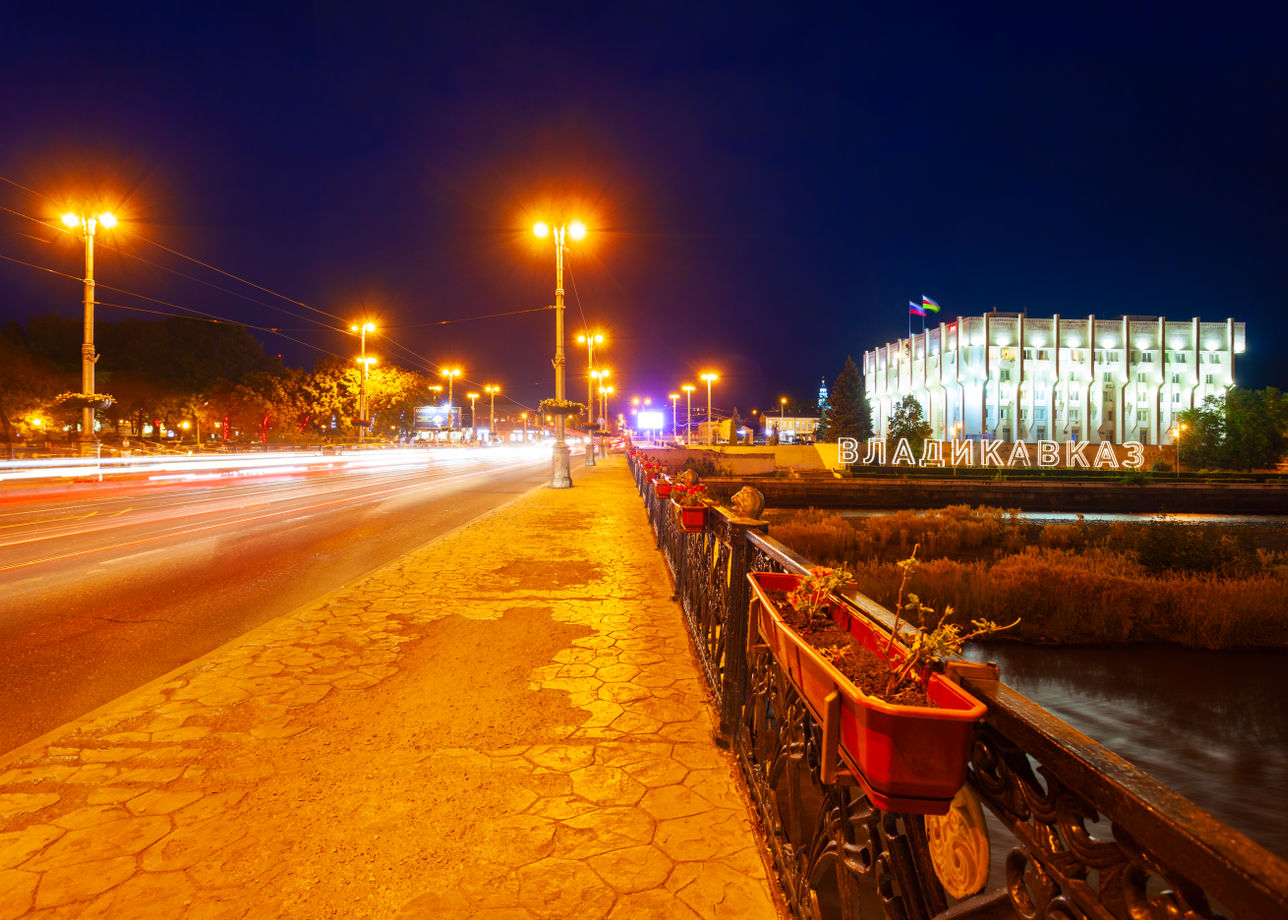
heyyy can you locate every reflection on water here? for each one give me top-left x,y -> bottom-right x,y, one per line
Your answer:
964,643 -> 1288,859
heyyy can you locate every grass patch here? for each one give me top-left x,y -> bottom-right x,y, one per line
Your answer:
767,507 -> 1288,649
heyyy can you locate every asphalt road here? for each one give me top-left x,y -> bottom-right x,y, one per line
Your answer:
0,446 -> 565,754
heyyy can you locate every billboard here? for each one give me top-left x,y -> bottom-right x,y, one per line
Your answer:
636,410 -> 665,430
414,406 -> 458,430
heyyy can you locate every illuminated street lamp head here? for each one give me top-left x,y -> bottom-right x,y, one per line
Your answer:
568,220 -> 587,241
61,213 -> 78,227
669,393 -> 679,400
682,384 -> 694,393
532,221 -> 549,238
98,213 -> 117,228
781,397 -> 787,405
350,321 -> 376,333
441,368 -> 461,378
577,332 -> 604,345
701,372 -> 718,383
356,356 -> 377,365
467,392 -> 479,400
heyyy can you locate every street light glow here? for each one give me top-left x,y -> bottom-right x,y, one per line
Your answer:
98,212 -> 118,228
532,221 -> 549,238
61,213 -> 79,227
568,220 -> 587,241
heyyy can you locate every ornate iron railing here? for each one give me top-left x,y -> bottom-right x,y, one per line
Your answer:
627,452 -> 1288,920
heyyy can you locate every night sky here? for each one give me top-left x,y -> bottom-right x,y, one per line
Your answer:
2,3 -> 1285,419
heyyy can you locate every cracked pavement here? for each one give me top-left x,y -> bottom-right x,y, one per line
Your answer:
0,457 -> 785,919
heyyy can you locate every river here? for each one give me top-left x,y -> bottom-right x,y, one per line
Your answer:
963,642 -> 1288,860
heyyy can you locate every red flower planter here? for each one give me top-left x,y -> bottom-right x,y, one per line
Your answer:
654,480 -> 672,499
747,571 -> 986,815
673,501 -> 706,533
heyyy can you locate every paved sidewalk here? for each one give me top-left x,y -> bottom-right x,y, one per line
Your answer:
0,457 -> 784,919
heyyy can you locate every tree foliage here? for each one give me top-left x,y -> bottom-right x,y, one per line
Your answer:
816,356 -> 872,442
887,395 -> 932,454
1178,388 -> 1288,471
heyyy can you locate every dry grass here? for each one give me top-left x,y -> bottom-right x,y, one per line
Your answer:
769,507 -> 1288,649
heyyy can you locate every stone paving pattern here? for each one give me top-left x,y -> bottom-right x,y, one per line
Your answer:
0,457 -> 785,919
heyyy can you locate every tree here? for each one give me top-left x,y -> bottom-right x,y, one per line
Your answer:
887,395 -> 932,456
0,329 -> 68,457
1180,388 -> 1288,471
816,357 -> 872,443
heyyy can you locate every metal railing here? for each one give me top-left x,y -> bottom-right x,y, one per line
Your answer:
628,453 -> 1288,920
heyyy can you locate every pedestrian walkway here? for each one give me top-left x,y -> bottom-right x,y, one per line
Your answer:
0,457 -> 785,919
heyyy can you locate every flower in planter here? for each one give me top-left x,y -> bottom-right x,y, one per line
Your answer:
53,391 -> 115,411
669,482 -> 710,507
786,565 -> 854,621
536,398 -> 586,417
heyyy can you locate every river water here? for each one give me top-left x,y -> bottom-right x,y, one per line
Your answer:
963,642 -> 1288,860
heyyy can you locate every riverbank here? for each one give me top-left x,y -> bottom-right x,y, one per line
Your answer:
767,506 -> 1288,649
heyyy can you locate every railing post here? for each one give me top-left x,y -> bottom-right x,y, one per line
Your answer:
715,514 -> 768,748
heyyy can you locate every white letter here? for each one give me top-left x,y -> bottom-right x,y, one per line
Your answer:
979,439 -> 1003,467
1123,441 -> 1145,469
921,440 -> 944,467
863,439 -> 886,465
1037,440 -> 1060,467
838,437 -> 859,464
1093,441 -> 1119,469
951,440 -> 973,467
1007,441 -> 1032,468
891,438 -> 917,466
1066,440 -> 1090,468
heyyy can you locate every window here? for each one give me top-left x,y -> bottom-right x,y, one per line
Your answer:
1023,348 -> 1034,360
1071,427 -> 1081,440
1205,374 -> 1216,385
1171,374 -> 1181,384
1000,407 -> 1010,419
1000,369 -> 1012,382
1140,352 -> 1153,363
1173,391 -> 1182,403
1103,372 -> 1115,383
1034,407 -> 1047,421
1038,349 -> 1051,361
1174,352 -> 1188,363
1070,350 -> 1085,363
1136,372 -> 1148,383
1069,408 -> 1081,421
1105,408 -> 1115,421
1000,347 -> 1016,361
1036,426 -> 1046,440
1138,410 -> 1149,423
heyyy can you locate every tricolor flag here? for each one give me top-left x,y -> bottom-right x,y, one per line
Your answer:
909,300 -> 927,317
922,295 -> 941,313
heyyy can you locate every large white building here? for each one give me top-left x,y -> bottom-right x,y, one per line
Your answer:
864,313 -> 1246,445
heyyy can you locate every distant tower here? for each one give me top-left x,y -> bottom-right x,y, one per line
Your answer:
818,377 -> 829,411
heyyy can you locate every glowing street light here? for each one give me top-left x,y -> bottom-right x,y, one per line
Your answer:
440,368 -> 462,433
350,321 -> 376,442
61,209 -> 119,445
532,218 -> 588,488
484,385 -> 500,443
700,373 -> 718,445
681,384 -> 695,445
669,393 -> 680,443
577,332 -> 605,426
467,392 -> 479,440
1171,422 -> 1188,479
521,411 -> 528,442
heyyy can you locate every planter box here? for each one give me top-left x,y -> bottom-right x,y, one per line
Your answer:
655,480 -> 672,499
672,501 -> 706,533
747,571 -> 986,815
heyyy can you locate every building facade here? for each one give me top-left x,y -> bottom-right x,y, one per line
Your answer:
864,313 -> 1246,445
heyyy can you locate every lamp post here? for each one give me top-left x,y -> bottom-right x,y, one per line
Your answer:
601,386 -> 613,432
577,332 -> 604,424
700,373 -> 718,445
521,411 -> 528,442
681,384 -> 694,445
350,321 -> 376,441
440,368 -> 461,438
467,393 -> 479,441
669,393 -> 679,443
484,385 -> 499,443
61,210 -> 117,445
532,219 -> 587,488
1171,422 -> 1188,479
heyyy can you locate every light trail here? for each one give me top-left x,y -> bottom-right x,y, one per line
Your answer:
0,448 -> 549,573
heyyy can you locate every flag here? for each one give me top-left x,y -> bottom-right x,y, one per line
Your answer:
922,295 -> 941,313
909,300 -> 926,316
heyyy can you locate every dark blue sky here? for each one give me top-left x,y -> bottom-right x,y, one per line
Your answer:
2,2 -> 1284,416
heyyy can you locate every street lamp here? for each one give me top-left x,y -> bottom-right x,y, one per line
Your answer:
701,372 -> 718,445
61,209 -> 118,445
440,368 -> 462,436
669,393 -> 679,443
601,385 -> 614,432
577,332 -> 605,424
532,218 -> 587,488
467,392 -> 479,440
780,397 -> 787,441
484,385 -> 500,443
1171,422 -> 1188,479
521,411 -> 528,442
681,384 -> 695,445
350,322 -> 376,442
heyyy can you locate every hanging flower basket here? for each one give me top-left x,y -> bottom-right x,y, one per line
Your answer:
746,571 -> 986,815
537,398 -> 586,417
673,502 -> 706,533
54,391 -> 115,411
